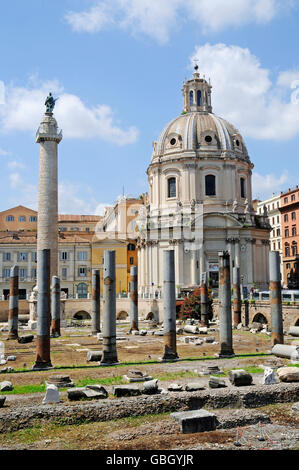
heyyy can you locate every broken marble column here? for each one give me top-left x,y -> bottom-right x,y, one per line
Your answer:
200,272 -> 209,327
33,249 -> 52,369
129,266 -> 139,332
233,267 -> 242,327
100,250 -> 118,365
50,276 -> 60,337
8,266 -> 19,340
218,251 -> 234,357
269,251 -> 283,346
91,269 -> 101,334
162,250 -> 179,361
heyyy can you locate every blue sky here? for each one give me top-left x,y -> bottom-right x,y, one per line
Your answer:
0,0 -> 299,214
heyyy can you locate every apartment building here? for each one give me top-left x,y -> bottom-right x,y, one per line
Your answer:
280,186 -> 299,288
257,194 -> 283,282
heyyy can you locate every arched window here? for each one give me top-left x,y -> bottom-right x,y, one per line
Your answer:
189,90 -> 194,107
168,177 -> 176,198
285,243 -> 290,257
128,243 -> 135,251
292,243 -> 297,256
240,178 -> 246,198
197,90 -> 202,106
205,175 -> 216,196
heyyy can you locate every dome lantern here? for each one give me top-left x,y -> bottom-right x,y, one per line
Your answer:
182,65 -> 212,114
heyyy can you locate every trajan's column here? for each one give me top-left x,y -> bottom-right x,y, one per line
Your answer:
36,93 -> 62,279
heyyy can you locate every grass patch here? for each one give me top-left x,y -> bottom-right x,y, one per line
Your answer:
75,376 -> 126,387
0,384 -> 46,395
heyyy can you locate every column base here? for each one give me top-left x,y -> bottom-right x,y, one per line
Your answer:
214,352 -> 235,359
32,362 -> 53,371
50,332 -> 61,338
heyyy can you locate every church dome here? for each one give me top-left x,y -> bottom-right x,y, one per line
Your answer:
151,68 -> 249,162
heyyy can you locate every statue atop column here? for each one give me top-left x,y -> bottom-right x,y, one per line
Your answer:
45,92 -> 58,114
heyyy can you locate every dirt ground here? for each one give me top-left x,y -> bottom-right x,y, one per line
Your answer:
0,321 -> 298,451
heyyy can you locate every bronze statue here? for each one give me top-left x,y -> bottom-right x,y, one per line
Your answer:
45,92 -> 58,113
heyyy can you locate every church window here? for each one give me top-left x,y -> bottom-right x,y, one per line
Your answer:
168,178 -> 176,198
236,139 -> 240,147
197,90 -> 202,106
189,91 -> 194,107
205,175 -> 216,196
205,135 -> 212,143
240,178 -> 246,198
170,138 -> 176,146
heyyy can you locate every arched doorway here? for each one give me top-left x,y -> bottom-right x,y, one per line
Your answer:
73,311 -> 91,320
77,283 -> 88,299
252,313 -> 268,325
117,311 -> 128,320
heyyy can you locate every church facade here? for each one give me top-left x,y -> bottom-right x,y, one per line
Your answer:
137,67 -> 271,295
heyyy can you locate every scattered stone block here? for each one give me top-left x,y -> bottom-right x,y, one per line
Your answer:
228,369 -> 253,386
42,384 -> 60,404
27,320 -> 37,330
7,356 -> 16,362
47,375 -> 74,388
0,381 -> 13,392
141,379 -> 159,395
199,365 -> 222,376
86,351 -> 102,362
113,385 -> 141,397
204,336 -> 216,343
198,327 -> 208,334
168,383 -> 184,392
194,339 -> 203,346
123,369 -> 153,383
84,385 -> 108,399
261,367 -> 277,385
251,322 -> 264,331
277,367 -> 299,382
17,335 -> 34,344
0,367 -> 14,374
0,396 -> 6,408
131,330 -> 140,335
176,328 -> 184,335
185,383 -> 205,392
209,376 -> 227,389
68,385 -> 108,401
170,409 -> 217,434
139,330 -> 147,336
184,325 -> 199,334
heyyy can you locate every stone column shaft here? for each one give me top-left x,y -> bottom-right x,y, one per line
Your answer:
162,250 -> 178,361
100,251 -> 118,365
270,251 -> 283,346
129,266 -> 138,332
233,267 -> 242,327
200,272 -> 209,327
218,251 -> 234,357
8,266 -> 19,340
50,276 -> 61,337
34,249 -> 52,369
91,269 -> 101,334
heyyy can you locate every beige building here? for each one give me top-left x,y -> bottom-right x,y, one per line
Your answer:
257,194 -> 283,283
0,207 -> 102,299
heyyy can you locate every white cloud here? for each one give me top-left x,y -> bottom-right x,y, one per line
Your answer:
0,80 -> 138,145
8,172 -> 38,208
252,170 -> 291,199
190,43 -> 299,140
58,181 -> 112,215
0,148 -> 10,156
65,0 -> 297,43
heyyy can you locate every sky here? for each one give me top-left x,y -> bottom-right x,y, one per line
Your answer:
0,0 -> 299,214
